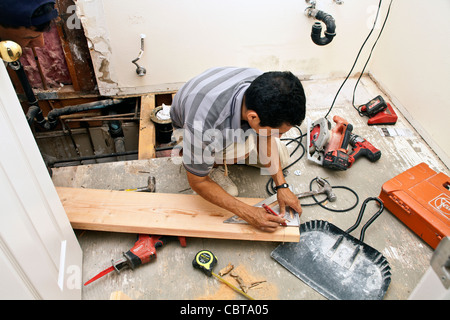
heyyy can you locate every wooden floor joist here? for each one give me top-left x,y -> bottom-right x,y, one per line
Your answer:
138,94 -> 156,159
56,187 -> 300,242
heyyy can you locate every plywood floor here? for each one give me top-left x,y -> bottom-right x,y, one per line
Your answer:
52,76 -> 449,300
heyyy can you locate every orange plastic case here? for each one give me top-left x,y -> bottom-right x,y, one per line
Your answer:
379,162 -> 450,249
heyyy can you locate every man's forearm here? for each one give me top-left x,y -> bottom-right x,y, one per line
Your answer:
260,135 -> 286,186
271,165 -> 286,187
188,175 -> 251,217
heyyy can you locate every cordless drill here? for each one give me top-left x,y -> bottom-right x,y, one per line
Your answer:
323,132 -> 381,170
321,116 -> 381,170
347,133 -> 381,168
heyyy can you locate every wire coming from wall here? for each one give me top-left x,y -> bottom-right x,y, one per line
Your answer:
351,0 -> 393,112
323,0 -> 394,119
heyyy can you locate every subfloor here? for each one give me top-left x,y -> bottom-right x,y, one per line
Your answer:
51,76 -> 449,300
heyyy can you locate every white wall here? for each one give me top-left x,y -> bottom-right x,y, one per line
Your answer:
369,0 -> 450,167
77,0 -> 383,94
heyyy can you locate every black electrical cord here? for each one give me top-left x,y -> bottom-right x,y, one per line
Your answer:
323,0 -> 390,119
352,0 -> 393,113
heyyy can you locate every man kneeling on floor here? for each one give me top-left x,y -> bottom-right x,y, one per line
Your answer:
170,67 -> 306,232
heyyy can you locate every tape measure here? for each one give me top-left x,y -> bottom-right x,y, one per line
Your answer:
192,250 -> 217,276
192,250 -> 255,300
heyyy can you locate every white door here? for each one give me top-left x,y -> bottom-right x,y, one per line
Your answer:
0,62 -> 82,299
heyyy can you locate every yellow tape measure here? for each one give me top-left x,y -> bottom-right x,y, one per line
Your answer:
192,250 -> 255,300
192,250 -> 217,276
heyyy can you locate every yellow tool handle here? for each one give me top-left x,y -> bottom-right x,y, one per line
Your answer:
211,272 -> 255,300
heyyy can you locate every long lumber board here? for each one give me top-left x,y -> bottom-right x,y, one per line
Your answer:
56,187 -> 300,242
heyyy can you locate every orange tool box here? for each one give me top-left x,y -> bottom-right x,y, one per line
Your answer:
379,162 -> 450,249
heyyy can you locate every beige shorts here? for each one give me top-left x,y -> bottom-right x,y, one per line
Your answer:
172,129 -> 290,171
215,134 -> 290,169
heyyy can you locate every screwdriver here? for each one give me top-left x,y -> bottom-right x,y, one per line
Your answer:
192,250 -> 255,300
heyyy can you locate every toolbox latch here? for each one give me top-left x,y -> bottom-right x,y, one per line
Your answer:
389,194 -> 411,215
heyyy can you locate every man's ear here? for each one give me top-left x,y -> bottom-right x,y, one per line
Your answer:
245,110 -> 260,126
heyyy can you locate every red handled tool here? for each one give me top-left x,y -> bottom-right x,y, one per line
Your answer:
347,133 -> 381,167
84,234 -> 187,285
322,116 -> 354,170
322,133 -> 381,170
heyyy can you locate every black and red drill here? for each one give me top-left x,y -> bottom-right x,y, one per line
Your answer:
310,115 -> 381,171
347,133 -> 381,167
84,234 -> 187,285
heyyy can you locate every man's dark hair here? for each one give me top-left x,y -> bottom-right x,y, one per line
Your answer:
244,71 -> 306,128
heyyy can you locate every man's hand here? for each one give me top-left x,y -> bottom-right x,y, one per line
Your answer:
238,206 -> 287,232
187,171 -> 286,232
276,188 -> 303,216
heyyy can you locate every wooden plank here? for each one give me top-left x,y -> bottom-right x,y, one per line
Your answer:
110,291 -> 132,300
138,94 -> 156,159
56,187 -> 300,242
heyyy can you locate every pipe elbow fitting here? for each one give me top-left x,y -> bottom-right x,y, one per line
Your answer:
310,10 -> 336,46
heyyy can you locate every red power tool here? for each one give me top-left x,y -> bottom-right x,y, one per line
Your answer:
347,133 -> 382,167
308,116 -> 381,170
84,234 -> 187,285
324,132 -> 382,170
322,116 -> 354,170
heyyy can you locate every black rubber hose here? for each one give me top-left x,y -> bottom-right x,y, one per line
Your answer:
46,99 -> 124,129
8,61 -> 44,126
310,10 -> 336,46
8,61 -> 124,130
11,61 -> 37,104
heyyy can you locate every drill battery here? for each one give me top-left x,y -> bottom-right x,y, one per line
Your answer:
359,95 -> 387,117
379,162 -> 450,249
323,149 -> 350,170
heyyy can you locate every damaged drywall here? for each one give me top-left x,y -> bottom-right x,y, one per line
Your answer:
76,0 -> 120,95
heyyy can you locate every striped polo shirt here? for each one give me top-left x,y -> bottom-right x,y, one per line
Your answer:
171,67 -> 263,176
